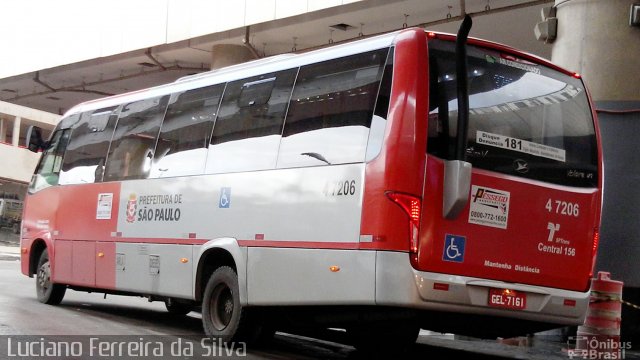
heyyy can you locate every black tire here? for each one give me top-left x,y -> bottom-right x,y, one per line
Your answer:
165,298 -> 193,315
202,266 -> 258,344
36,251 -> 66,305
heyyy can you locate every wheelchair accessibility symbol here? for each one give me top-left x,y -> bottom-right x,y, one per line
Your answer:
443,234 -> 466,263
219,187 -> 231,208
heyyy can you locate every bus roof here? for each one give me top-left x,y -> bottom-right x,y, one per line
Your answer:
61,28 -> 576,120
62,30 -> 401,118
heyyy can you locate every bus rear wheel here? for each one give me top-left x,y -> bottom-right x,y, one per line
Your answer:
36,251 -> 66,305
202,266 -> 256,344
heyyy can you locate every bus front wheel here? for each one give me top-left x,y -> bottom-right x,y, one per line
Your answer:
202,266 -> 255,344
36,251 -> 66,305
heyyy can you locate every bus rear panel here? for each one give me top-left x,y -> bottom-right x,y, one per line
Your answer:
420,37 -> 599,291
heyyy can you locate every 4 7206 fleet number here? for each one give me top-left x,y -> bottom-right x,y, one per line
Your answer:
545,199 -> 579,217
324,180 -> 356,197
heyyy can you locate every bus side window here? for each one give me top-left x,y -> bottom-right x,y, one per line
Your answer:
277,49 -> 388,168
205,69 -> 297,174
59,106 -> 119,184
151,84 -> 224,178
29,128 -> 72,193
104,96 -> 169,182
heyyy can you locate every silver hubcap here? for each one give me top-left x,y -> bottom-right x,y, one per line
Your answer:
37,261 -> 51,292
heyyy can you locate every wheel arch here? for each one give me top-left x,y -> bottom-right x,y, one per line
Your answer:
194,238 -> 247,305
29,238 -> 49,277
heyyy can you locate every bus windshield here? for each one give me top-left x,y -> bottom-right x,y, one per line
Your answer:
428,38 -> 598,188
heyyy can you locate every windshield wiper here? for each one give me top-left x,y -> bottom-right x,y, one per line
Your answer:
301,152 -> 331,165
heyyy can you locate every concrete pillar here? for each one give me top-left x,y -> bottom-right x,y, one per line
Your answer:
0,118 -> 6,143
210,44 -> 257,70
552,0 -> 640,342
551,0 -> 640,101
11,116 -> 21,147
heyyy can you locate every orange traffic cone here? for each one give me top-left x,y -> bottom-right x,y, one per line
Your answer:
574,272 -> 624,358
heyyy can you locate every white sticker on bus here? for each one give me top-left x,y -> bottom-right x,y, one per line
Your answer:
476,130 -> 566,162
96,193 -> 113,220
469,185 -> 510,229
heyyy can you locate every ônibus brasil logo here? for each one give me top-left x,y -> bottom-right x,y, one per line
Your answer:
126,193 -> 137,223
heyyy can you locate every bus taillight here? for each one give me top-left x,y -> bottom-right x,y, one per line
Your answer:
386,192 -> 422,253
591,229 -> 600,277
589,228 -> 600,283
592,229 -> 600,254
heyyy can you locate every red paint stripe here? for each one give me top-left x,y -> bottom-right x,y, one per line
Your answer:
104,237 -> 208,245
84,237 -> 360,249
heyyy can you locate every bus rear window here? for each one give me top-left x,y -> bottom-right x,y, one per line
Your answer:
427,39 -> 598,188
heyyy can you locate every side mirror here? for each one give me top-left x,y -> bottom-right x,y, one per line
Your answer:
25,126 -> 45,152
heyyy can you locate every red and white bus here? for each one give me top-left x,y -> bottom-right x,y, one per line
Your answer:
21,20 -> 602,347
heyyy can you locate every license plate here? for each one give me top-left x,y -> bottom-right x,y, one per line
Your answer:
488,288 -> 526,310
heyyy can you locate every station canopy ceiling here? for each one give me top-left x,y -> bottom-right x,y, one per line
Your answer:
0,0 -> 551,116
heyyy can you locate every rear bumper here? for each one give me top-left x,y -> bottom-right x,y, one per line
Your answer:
376,251 -> 589,326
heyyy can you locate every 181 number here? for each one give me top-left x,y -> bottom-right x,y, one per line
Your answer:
504,137 -> 522,151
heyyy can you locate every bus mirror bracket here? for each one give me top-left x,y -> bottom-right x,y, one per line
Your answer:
25,125 -> 45,152
443,14 -> 473,220
443,160 -> 472,219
